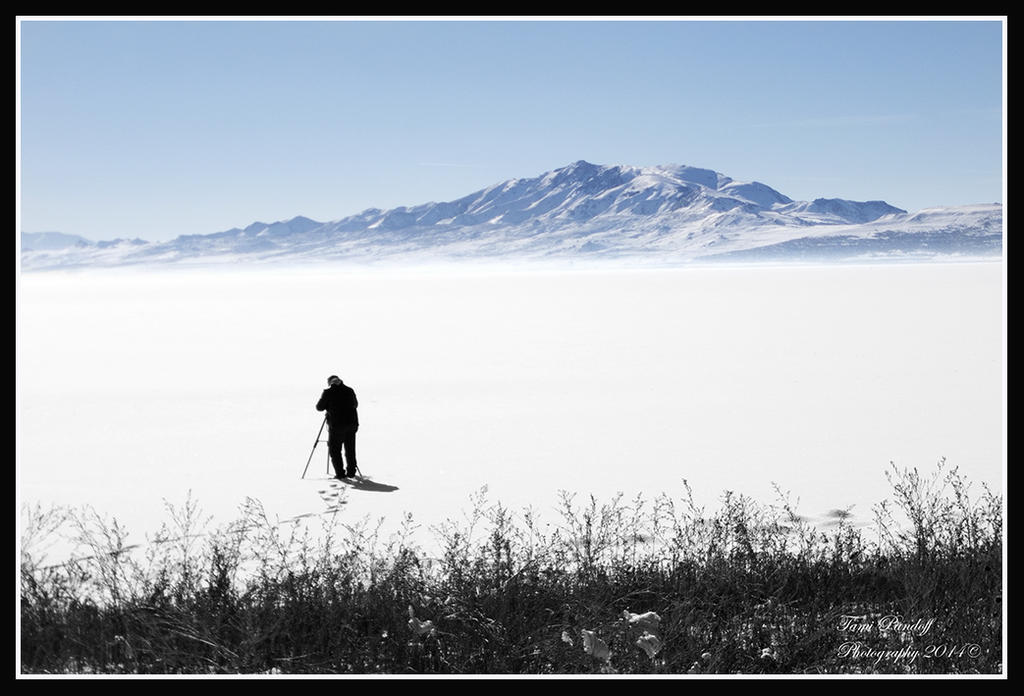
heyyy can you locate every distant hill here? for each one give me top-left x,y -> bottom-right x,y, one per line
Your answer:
21,231 -> 94,251
20,161 -> 1003,270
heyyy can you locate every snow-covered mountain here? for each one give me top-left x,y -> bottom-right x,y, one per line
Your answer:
20,161 -> 1003,270
21,231 -> 97,251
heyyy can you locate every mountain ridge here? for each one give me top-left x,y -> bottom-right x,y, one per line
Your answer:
20,160 -> 1003,269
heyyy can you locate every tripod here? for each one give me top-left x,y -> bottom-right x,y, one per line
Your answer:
301,415 -> 361,479
301,415 -> 329,479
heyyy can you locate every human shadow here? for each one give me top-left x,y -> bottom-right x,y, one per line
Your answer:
342,475 -> 400,493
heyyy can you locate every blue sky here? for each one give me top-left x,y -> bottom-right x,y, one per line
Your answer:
18,18 -> 1005,242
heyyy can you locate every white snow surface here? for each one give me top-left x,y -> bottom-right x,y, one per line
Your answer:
17,262 -> 1005,565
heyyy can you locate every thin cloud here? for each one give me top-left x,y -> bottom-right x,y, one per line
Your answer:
416,162 -> 487,168
747,113 -> 919,129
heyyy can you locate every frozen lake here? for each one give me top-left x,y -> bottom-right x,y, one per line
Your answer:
17,261 -> 1005,561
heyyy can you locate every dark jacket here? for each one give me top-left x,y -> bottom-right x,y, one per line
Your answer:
316,382 -> 359,428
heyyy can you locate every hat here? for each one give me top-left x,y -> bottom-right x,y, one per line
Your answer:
327,375 -> 341,385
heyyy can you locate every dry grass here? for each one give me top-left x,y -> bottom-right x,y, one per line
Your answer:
19,458 -> 1002,675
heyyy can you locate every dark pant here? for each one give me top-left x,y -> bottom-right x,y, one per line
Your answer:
328,424 -> 357,476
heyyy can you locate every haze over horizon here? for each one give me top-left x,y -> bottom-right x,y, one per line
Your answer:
18,18 -> 1005,243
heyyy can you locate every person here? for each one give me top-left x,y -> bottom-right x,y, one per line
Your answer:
316,375 -> 359,479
